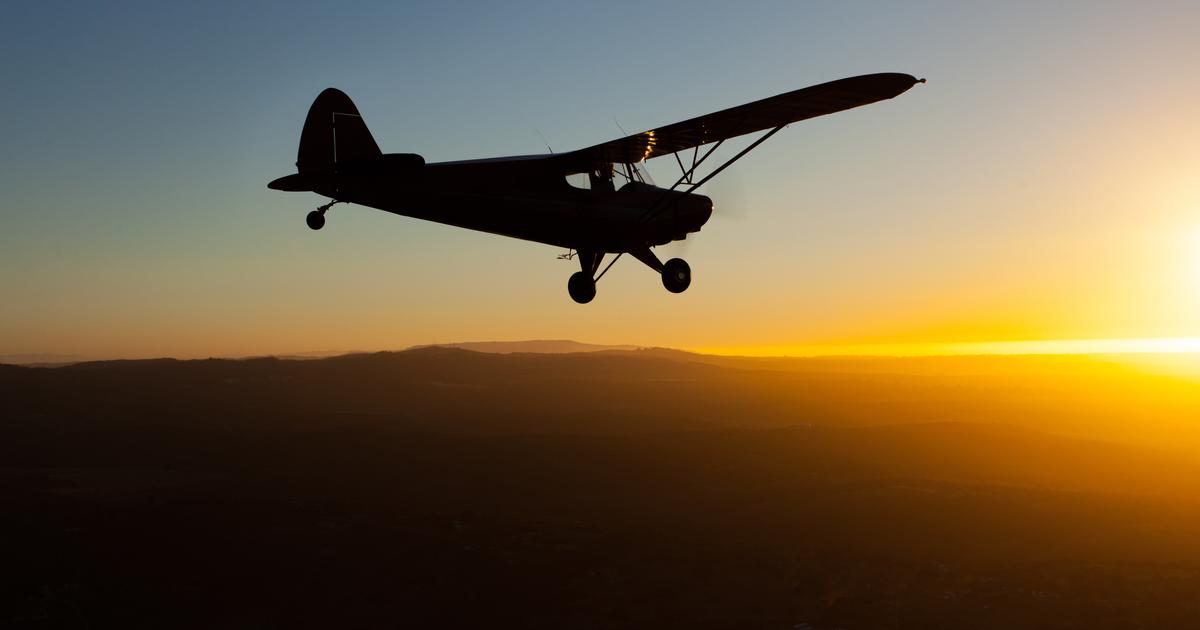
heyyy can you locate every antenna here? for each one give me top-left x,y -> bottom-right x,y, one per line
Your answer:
535,128 -> 554,154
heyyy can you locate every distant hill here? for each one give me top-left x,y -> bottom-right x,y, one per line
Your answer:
4,345 -> 1199,450
4,344 -> 1200,627
0,341 -> 654,366
408,339 -> 645,354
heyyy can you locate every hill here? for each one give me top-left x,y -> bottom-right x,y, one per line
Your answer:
2,348 -> 1199,627
409,339 -> 645,354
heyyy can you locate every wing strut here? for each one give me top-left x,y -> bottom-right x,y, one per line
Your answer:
649,124 -> 784,222
669,139 -> 724,189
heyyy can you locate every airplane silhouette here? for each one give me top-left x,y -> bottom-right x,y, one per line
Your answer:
269,73 -> 922,303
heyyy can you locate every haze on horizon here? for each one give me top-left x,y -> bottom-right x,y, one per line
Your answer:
2,2 -> 1199,359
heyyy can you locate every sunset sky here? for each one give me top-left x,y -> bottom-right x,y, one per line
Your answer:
2,1 -> 1199,359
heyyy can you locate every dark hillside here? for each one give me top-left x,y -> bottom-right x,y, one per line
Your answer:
3,349 -> 1199,627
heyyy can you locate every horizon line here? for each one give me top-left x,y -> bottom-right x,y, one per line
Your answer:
4,337 -> 1200,365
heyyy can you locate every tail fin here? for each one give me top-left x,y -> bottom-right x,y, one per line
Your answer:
297,88 -> 381,174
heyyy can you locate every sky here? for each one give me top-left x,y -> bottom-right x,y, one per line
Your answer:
1,1 -> 1199,359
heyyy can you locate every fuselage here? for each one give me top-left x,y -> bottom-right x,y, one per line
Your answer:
299,157 -> 714,253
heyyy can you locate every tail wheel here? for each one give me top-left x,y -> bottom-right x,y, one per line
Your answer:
306,210 -> 326,231
661,258 -> 691,293
567,271 -> 596,304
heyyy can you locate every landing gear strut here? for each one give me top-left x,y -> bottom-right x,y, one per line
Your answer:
629,247 -> 692,294
306,200 -> 340,231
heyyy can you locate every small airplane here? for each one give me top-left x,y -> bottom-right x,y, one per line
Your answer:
269,73 -> 922,303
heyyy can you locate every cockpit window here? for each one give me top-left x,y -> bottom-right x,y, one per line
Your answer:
565,162 -> 654,191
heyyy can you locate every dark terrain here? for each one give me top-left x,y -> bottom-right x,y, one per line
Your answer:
2,348 -> 1199,628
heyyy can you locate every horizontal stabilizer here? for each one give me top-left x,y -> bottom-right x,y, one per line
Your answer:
267,174 -> 315,192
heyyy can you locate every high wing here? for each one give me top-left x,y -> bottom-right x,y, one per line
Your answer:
554,72 -> 922,173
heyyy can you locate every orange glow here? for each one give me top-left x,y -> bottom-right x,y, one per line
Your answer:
693,337 -> 1200,357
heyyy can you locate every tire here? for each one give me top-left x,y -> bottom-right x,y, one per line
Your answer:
661,258 -> 691,293
567,271 -> 596,304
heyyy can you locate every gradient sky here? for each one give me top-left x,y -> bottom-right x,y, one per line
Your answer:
2,1 -> 1199,359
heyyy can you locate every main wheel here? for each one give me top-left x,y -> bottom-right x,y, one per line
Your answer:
306,210 -> 326,231
661,258 -> 691,293
567,271 -> 596,304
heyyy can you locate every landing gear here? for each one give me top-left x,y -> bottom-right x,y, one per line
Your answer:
566,251 -> 604,304
561,248 -> 691,302
567,271 -> 596,304
306,200 -> 340,231
661,257 -> 691,293
628,247 -> 692,295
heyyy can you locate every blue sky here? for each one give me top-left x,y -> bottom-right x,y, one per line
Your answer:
2,2 -> 1198,358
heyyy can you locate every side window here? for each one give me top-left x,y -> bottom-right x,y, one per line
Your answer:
565,173 -> 591,190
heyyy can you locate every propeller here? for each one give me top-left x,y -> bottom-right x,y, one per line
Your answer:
672,167 -> 748,255
707,167 -> 748,222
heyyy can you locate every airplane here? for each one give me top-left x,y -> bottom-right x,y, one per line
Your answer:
269,73 -> 923,303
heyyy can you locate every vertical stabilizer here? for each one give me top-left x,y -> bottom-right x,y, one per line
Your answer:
297,88 -> 381,174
